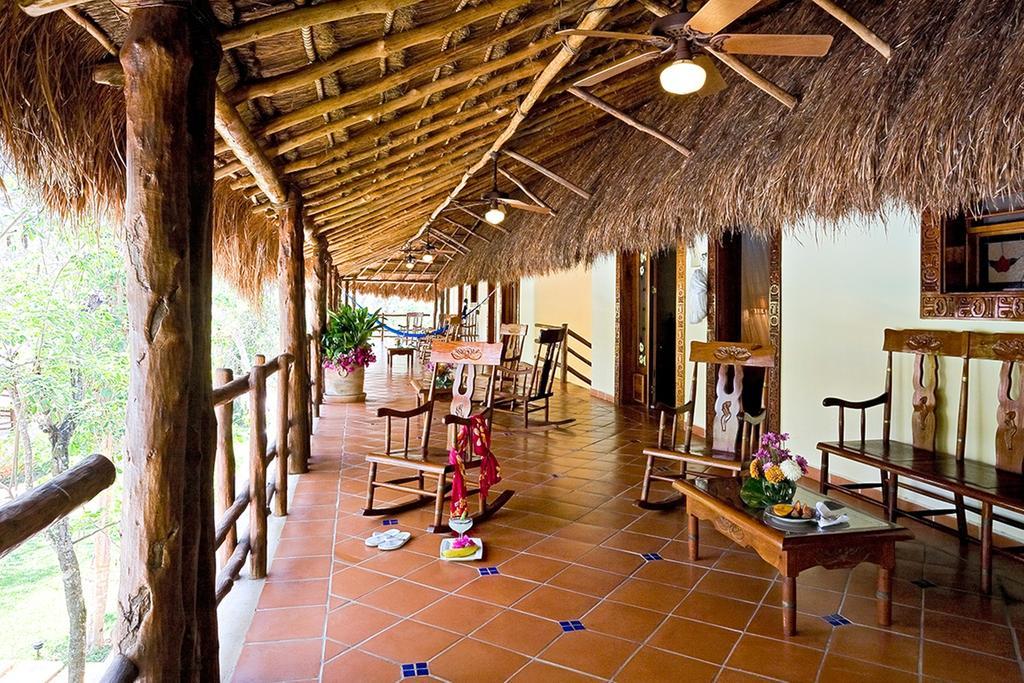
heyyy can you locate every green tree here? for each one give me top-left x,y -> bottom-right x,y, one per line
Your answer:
0,179 -> 127,682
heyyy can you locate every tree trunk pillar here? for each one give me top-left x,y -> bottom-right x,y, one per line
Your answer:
278,193 -> 311,473
116,3 -> 221,679
308,232 -> 327,418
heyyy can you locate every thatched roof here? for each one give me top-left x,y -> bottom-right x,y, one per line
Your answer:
441,0 -> 1024,284
4,0 -> 1022,296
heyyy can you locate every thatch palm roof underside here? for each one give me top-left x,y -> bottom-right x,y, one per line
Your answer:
2,0 -> 1022,298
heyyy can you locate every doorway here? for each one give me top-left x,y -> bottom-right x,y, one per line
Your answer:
617,249 -> 682,408
706,231 -> 782,431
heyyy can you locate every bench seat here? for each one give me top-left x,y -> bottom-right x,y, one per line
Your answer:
818,440 -> 1024,504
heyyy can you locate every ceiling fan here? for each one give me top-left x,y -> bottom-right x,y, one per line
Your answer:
558,0 -> 834,105
457,156 -> 555,226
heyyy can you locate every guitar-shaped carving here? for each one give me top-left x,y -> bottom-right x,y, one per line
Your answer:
713,364 -> 742,454
996,361 -> 1024,474
911,353 -> 938,451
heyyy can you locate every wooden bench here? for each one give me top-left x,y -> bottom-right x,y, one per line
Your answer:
817,329 -> 1024,593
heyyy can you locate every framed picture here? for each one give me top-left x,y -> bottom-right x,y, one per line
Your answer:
979,233 -> 1024,291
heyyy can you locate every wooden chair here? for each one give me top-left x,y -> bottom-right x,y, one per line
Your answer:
495,323 -> 528,392
417,313 -> 461,368
364,340 -> 514,532
637,341 -> 775,510
493,325 -> 575,429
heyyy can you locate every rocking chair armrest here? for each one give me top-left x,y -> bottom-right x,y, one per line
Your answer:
822,392 -> 888,411
377,402 -> 432,419
642,447 -> 744,473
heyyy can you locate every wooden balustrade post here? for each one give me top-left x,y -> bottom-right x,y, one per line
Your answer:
274,355 -> 292,516
560,323 -> 569,384
278,193 -> 311,473
115,5 -> 221,680
248,356 -> 268,578
308,232 -> 327,419
214,369 -> 236,568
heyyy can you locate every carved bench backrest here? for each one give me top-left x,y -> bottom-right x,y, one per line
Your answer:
688,341 -> 775,455
968,332 -> 1024,474
881,329 -> 969,456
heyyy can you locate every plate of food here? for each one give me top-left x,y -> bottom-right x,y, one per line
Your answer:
763,501 -> 818,525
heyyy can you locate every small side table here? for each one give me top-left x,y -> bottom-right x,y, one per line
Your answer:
387,346 -> 415,372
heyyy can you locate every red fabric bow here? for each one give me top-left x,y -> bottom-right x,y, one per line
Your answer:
449,414 -> 502,517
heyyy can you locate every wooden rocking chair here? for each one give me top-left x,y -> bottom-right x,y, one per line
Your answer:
493,325 -> 575,429
637,341 -> 775,510
495,323 -> 528,393
364,340 -> 514,532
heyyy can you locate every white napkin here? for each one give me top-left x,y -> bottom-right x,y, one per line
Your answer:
816,501 -> 849,528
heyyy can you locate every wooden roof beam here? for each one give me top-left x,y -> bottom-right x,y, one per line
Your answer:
220,0 -> 420,49
230,0 -> 529,102
416,0 -> 624,242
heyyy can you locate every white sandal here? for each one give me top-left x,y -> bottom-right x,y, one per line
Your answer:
364,529 -> 402,547
378,532 -> 412,551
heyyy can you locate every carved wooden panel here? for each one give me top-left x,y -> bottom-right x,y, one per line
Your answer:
450,363 -> 475,418
921,210 -> 1024,320
676,244 -> 687,406
996,361 -> 1024,474
713,365 -> 742,454
911,353 -> 939,451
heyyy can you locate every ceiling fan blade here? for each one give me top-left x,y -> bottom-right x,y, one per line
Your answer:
497,198 -> 555,215
685,0 -> 761,36
716,33 -> 834,57
555,29 -> 668,46
574,51 -> 664,88
692,54 -> 728,97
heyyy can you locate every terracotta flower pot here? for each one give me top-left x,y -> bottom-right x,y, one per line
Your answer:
325,366 -> 366,403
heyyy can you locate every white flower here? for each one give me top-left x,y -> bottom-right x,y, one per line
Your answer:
780,459 -> 803,482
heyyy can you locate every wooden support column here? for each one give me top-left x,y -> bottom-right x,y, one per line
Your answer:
115,4 -> 220,680
274,355 -> 292,517
248,357 -> 268,578
278,193 -> 311,473
308,231 -> 327,418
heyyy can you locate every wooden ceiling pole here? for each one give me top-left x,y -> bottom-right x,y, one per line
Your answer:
567,86 -> 692,156
230,0 -> 527,102
498,168 -> 555,216
415,0 -> 623,244
114,5 -> 221,681
808,0 -> 891,60
502,149 -> 593,200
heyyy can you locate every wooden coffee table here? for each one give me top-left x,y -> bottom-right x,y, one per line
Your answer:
673,477 -> 913,636
387,346 -> 415,371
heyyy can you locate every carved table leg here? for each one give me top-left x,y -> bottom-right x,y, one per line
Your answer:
782,575 -> 797,636
688,514 -> 700,562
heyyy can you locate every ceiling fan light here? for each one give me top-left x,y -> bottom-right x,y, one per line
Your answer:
421,252 -> 435,263
659,58 -> 706,95
404,255 -> 416,269
484,204 -> 506,225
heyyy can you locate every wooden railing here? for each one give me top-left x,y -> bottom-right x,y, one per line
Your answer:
540,323 -> 592,386
212,352 -> 294,601
0,454 -> 115,559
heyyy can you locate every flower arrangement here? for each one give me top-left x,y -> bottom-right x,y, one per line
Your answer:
740,432 -> 808,509
426,361 -> 453,389
322,304 -> 381,375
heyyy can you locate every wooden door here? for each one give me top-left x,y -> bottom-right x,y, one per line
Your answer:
500,281 -> 519,324
650,250 -> 677,408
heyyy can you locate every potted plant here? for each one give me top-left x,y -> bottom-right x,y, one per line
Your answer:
740,432 -> 809,508
322,304 -> 380,402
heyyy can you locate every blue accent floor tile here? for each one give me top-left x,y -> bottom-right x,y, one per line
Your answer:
558,620 -> 585,632
822,613 -> 851,626
382,519 -> 399,526
401,662 -> 429,678
641,552 -> 663,561
478,566 -> 500,576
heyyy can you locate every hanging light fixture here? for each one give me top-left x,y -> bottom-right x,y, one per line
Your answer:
404,254 -> 416,269
420,242 -> 436,263
484,155 -> 507,224
659,40 -> 706,95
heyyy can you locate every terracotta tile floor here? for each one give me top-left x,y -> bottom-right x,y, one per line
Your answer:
233,364 -> 1024,682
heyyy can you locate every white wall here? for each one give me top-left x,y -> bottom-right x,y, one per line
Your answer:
591,254 -> 617,398
517,258 -> 617,397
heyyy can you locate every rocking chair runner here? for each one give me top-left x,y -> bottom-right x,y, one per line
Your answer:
637,341 -> 775,510
364,340 -> 514,532
493,325 -> 575,429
